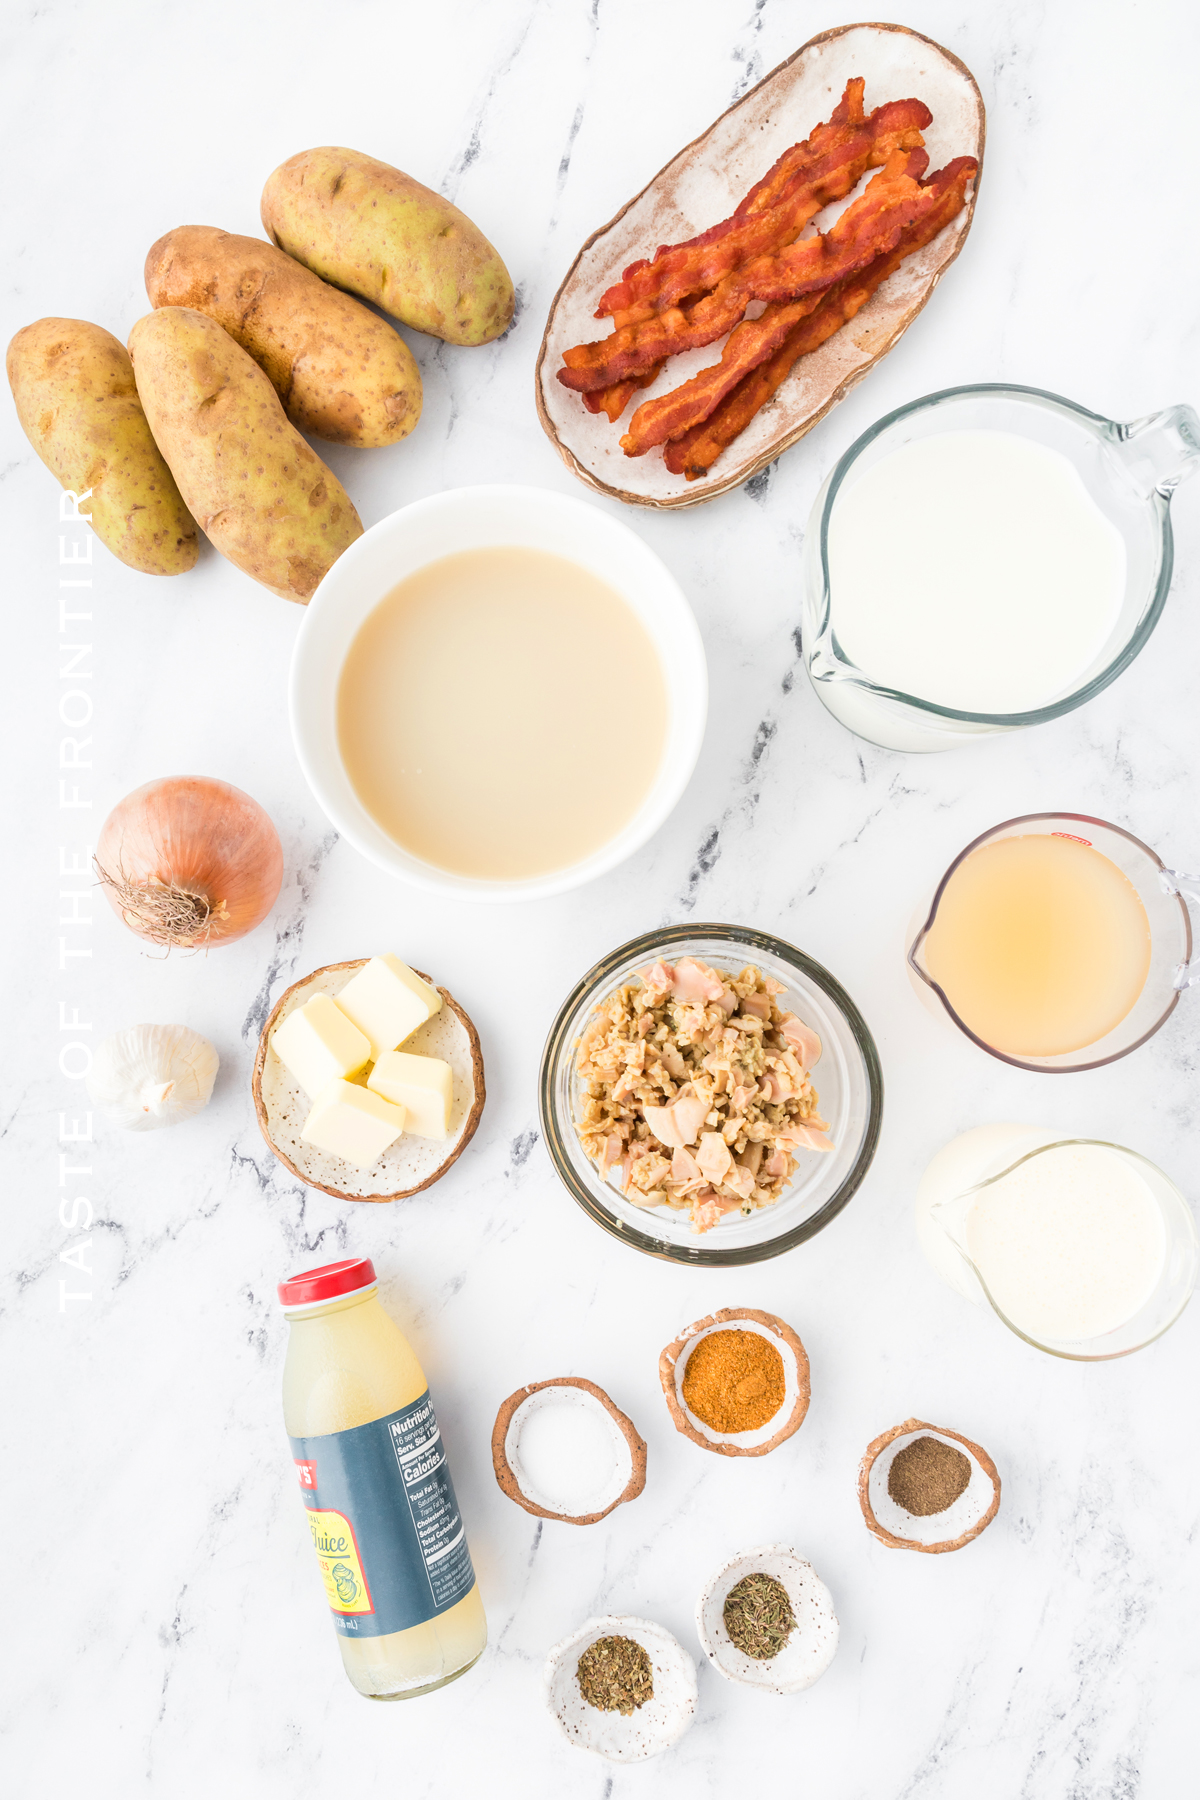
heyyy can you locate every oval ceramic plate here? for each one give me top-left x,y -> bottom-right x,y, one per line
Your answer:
536,21 -> 984,508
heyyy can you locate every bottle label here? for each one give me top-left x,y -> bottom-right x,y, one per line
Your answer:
289,1390 -> 475,1638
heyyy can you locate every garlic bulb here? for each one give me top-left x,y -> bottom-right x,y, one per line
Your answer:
87,1025 -> 219,1131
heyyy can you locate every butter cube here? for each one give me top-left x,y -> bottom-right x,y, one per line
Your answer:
333,955 -> 442,1060
272,995 -> 371,1098
301,1080 -> 407,1168
368,1051 -> 453,1140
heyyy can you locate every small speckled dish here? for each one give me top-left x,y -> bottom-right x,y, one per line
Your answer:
659,1307 -> 810,1456
696,1545 -> 839,1693
252,959 -> 484,1201
491,1377 -> 647,1525
858,1417 -> 1001,1552
544,1615 -> 697,1762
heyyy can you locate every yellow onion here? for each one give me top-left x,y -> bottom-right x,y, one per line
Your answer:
95,776 -> 283,951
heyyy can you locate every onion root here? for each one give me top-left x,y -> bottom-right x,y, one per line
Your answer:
94,860 -> 231,952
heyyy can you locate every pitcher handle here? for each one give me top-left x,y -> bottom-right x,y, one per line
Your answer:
1111,404 -> 1200,500
1162,867 -> 1200,988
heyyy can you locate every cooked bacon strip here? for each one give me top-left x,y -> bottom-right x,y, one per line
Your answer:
597,80 -> 867,311
561,146 -> 929,395
663,158 -> 978,478
590,91 -> 930,323
620,150 -> 967,456
735,77 -> 866,218
582,365 -> 664,424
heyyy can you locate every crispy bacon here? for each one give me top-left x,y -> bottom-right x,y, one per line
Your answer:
734,77 -> 866,218
589,90 -> 930,323
610,80 -> 867,303
619,150 -> 968,456
662,158 -> 978,478
581,366 -> 664,423
562,146 -> 930,396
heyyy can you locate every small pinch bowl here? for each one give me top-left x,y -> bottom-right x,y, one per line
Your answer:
660,1307 -> 810,1457
290,485 -> 707,903
696,1544 -> 839,1693
544,1614 -> 697,1762
858,1417 -> 1001,1553
491,1377 -> 647,1526
252,959 -> 484,1201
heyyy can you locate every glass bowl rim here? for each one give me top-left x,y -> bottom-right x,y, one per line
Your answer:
907,810 -> 1190,1073
814,381 -> 1174,727
538,922 -> 885,1266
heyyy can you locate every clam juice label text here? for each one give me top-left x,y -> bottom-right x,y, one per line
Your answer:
290,1391 -> 475,1637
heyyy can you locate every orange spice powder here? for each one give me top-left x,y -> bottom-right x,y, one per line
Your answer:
681,1329 -> 786,1433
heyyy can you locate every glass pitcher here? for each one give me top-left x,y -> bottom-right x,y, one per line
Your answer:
915,1124 -> 1198,1361
907,812 -> 1200,1072
802,384 -> 1200,752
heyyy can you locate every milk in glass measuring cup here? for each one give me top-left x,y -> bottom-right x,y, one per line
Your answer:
802,385 -> 1199,751
907,813 -> 1200,1072
915,1124 -> 1197,1360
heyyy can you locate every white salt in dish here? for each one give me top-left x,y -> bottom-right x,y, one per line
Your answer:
491,1378 -> 647,1525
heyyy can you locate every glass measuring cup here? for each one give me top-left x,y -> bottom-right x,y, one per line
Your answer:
801,384 -> 1200,752
907,812 -> 1200,1072
915,1124 -> 1197,1361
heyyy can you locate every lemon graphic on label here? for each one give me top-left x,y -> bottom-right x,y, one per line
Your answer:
331,1563 -> 359,1605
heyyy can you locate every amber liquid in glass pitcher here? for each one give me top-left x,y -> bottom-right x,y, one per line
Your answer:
922,832 -> 1151,1057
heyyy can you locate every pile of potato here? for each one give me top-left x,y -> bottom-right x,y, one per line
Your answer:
5,150 -> 514,601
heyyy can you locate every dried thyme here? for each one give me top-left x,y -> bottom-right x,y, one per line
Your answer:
576,1634 -> 654,1714
723,1572 -> 796,1660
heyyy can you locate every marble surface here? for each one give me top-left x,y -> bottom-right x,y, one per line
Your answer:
2,2 -> 1198,1795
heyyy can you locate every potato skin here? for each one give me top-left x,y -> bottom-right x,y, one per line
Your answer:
145,226 -> 422,448
261,147 -> 514,347
127,307 -> 362,603
6,318 -> 198,576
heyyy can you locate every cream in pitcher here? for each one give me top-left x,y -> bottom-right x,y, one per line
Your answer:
279,1257 -> 487,1699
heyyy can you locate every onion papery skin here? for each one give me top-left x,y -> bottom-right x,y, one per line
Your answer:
96,776 -> 284,948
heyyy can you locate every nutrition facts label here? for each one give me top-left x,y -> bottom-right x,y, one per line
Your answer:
290,1390 -> 475,1636
387,1394 -> 474,1612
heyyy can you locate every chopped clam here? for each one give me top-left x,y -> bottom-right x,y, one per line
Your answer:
573,956 -> 831,1233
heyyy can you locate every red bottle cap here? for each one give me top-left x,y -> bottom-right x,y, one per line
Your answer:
277,1257 -> 377,1310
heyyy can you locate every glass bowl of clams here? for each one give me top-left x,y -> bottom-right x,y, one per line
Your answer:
539,924 -> 883,1265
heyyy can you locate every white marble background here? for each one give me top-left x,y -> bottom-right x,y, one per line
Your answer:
2,1 -> 1198,1795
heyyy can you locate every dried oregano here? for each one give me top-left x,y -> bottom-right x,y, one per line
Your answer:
576,1634 -> 654,1713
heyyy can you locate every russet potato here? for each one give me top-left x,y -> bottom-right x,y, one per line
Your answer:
6,318 -> 198,576
127,306 -> 362,603
144,226 -> 422,449
261,147 -> 514,347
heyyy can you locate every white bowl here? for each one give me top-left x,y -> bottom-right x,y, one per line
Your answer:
289,485 -> 707,902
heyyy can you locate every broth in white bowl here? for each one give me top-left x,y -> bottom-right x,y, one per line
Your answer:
291,486 -> 706,902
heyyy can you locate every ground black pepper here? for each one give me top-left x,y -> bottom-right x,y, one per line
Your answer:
887,1434 -> 971,1516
